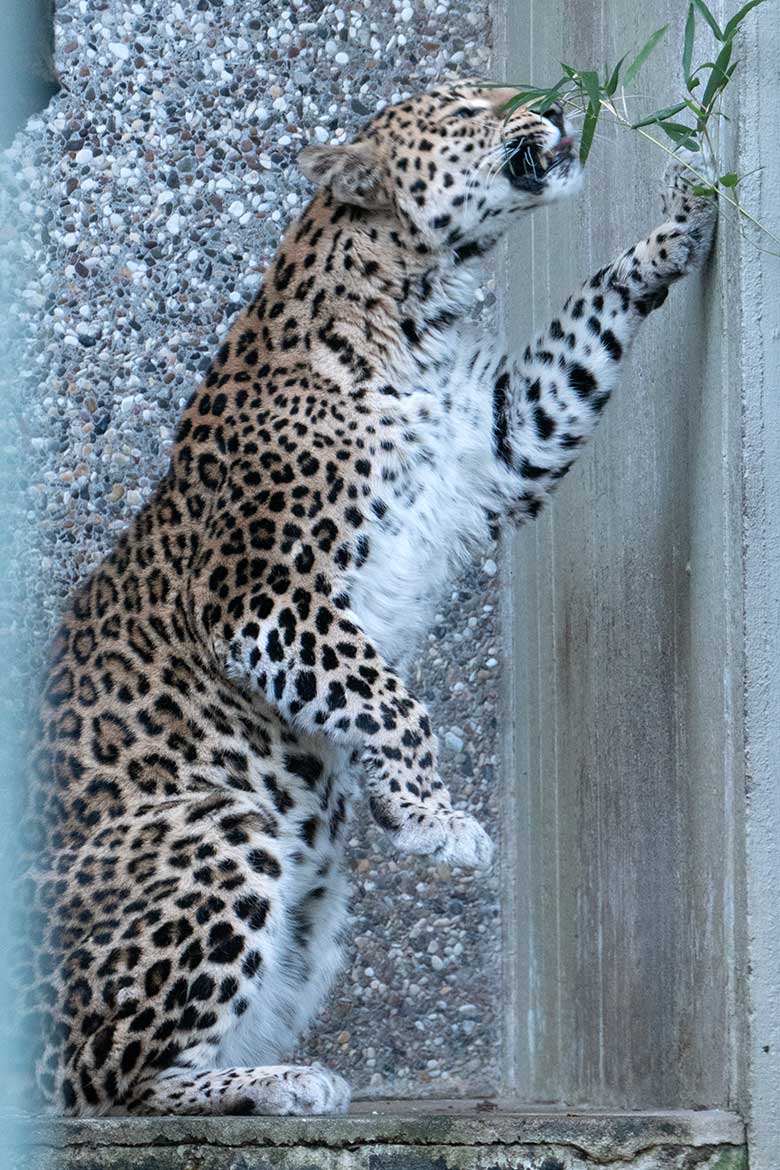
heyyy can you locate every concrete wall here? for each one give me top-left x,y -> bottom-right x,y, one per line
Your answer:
6,0 -> 777,1151
496,0 -> 780,1155
495,0 -> 751,1114
6,0 -> 504,1101
737,4 -> 780,1163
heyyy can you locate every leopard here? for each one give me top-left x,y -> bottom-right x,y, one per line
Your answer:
20,80 -> 717,1118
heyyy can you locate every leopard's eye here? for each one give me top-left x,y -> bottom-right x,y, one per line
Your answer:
452,107 -> 480,120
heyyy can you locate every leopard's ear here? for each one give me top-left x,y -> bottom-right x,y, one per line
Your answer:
298,142 -> 388,210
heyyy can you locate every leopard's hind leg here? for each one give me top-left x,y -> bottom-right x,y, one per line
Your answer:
126,1062 -> 350,1116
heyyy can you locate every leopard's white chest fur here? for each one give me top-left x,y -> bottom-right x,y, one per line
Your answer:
349,320 -> 502,667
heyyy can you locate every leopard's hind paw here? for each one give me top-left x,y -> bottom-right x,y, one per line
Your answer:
370,796 -> 494,870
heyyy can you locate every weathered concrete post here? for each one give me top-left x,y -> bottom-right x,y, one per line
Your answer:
495,1 -> 778,1160
736,4 -> 780,1163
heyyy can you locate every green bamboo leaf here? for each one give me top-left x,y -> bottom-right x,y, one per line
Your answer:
578,69 -> 603,110
604,54 -> 628,96
687,76 -> 702,90
624,25 -> 669,85
661,120 -> 698,133
723,0 -> 769,41
560,62 -> 578,79
547,78 -> 571,100
692,0 -> 724,40
683,4 -> 696,81
500,90 -> 548,116
631,101 -> 688,128
701,38 -> 733,110
520,83 -> 569,114
718,172 -> 740,186
659,120 -> 700,147
507,87 -> 548,99
573,69 -> 603,113
579,102 -> 600,163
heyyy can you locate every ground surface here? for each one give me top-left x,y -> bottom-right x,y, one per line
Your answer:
6,1101 -> 747,1169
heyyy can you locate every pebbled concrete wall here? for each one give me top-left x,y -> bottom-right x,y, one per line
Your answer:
2,0 -> 504,1100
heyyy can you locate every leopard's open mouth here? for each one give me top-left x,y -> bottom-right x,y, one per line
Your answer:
503,134 -> 576,189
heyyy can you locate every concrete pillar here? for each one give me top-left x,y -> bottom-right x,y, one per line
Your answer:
495,0 -> 777,1127
737,4 -> 780,1163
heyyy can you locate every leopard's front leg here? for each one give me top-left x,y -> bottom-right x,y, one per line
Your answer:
487,149 -> 717,519
226,608 -> 493,870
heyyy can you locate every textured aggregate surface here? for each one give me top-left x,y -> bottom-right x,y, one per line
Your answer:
1,0 -> 502,1098
9,1106 -> 749,1170
19,1101 -> 749,1154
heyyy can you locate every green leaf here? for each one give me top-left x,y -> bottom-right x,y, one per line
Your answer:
693,184 -> 717,195
701,37 -> 733,110
687,76 -> 702,90
546,78 -> 572,101
683,4 -> 696,82
503,75 -> 575,116
579,102 -> 600,163
723,0 -> 769,41
692,0 -> 724,40
560,62 -> 578,79
500,89 -> 547,116
718,172 -> 740,186
658,120 -> 700,147
631,101 -> 688,128
578,69 -> 603,110
624,24 -> 669,85
604,53 -> 628,96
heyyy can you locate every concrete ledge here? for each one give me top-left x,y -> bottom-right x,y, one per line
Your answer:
5,1100 -> 747,1169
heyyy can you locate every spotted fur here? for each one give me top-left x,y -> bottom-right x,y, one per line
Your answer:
20,83 -> 716,1117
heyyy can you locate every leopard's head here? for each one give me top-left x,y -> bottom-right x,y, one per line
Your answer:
299,81 -> 582,253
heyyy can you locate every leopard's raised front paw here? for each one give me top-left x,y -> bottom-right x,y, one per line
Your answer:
662,145 -> 718,250
661,143 -> 717,211
644,146 -> 717,280
369,796 -> 494,870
